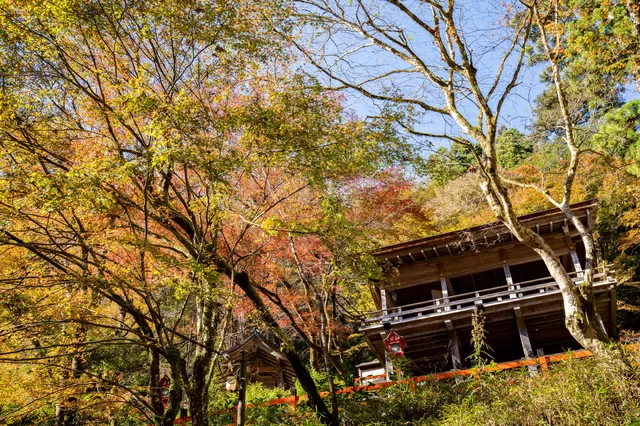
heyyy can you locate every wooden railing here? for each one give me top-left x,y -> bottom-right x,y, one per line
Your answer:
360,266 -> 615,329
205,343 -> 638,425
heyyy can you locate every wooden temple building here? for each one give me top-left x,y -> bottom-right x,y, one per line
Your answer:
222,333 -> 296,390
360,200 -> 618,377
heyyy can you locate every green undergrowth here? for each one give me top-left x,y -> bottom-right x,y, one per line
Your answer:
217,347 -> 640,425
434,353 -> 640,426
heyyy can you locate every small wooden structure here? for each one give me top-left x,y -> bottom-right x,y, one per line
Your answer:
223,333 -> 296,390
360,200 -> 617,377
355,360 -> 386,384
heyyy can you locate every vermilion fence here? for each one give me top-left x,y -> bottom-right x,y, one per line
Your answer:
175,345 -> 638,424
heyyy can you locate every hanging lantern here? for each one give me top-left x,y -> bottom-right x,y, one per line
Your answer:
383,330 -> 407,356
159,375 -> 171,408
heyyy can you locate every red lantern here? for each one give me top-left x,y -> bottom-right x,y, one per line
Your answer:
383,330 -> 407,356
159,375 -> 171,408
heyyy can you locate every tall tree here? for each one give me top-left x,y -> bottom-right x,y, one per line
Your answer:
294,0 -> 630,363
496,127 -> 533,169
563,0 -> 640,87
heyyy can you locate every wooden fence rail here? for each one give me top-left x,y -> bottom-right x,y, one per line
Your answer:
200,347 -> 617,425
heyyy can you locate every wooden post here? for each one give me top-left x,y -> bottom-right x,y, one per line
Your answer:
179,408 -> 188,424
384,352 -> 394,381
432,289 -> 443,313
514,307 -> 537,375
536,348 -> 548,372
289,386 -> 298,412
236,351 -> 247,426
277,360 -> 285,388
380,288 -> 388,317
504,263 -> 516,298
408,377 -> 416,391
514,308 -> 533,358
596,313 -> 608,337
610,284 -> 618,339
562,224 -> 583,276
500,249 -> 518,299
438,263 -> 450,311
445,320 -> 463,382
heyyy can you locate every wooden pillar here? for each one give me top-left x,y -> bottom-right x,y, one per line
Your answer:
536,348 -> 548,372
289,385 -> 298,412
438,263 -> 450,311
236,351 -> 247,426
369,281 -> 382,309
562,224 -> 583,275
384,352 -> 394,381
500,249 -> 518,299
514,307 -> 534,358
380,288 -> 388,317
596,312 -> 608,338
610,284 -> 618,339
514,307 -> 537,375
445,320 -> 463,380
277,360 -> 285,389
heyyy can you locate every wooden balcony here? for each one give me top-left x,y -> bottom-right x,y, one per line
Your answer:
360,266 -> 615,331
359,266 -> 617,375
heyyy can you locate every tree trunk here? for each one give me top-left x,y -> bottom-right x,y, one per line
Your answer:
231,269 -> 338,426
187,352 -> 215,425
161,348 -> 184,426
55,401 -> 75,426
186,297 -> 218,426
319,294 -> 338,418
188,356 -> 210,426
236,351 -> 247,426
479,175 -> 629,371
626,0 -> 640,43
310,339 -> 320,371
149,350 -> 165,419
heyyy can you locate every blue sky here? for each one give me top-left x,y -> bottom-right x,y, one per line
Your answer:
295,0 -> 636,157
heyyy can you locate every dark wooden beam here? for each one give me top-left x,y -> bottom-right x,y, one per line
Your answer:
380,288 -> 388,316
514,307 -> 538,375
513,307 -> 534,359
445,320 -> 463,372
500,249 -> 518,299
562,224 -> 582,272
438,263 -> 451,311
596,312 -> 608,338
237,351 -> 247,426
610,284 -> 618,339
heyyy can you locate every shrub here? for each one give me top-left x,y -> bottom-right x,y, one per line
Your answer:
338,380 -> 464,425
212,347 -> 640,425
438,352 -> 640,426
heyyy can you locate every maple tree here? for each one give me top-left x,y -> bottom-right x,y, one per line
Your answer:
0,1 -> 414,425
